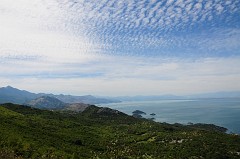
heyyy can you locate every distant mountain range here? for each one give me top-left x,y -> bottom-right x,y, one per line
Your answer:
1,86 -> 239,106
0,86 -> 120,105
102,92 -> 240,102
0,86 -> 37,104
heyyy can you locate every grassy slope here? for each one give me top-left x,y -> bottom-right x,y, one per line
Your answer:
0,103 -> 240,159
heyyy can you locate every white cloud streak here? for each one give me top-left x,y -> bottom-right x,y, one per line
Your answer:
1,55 -> 240,95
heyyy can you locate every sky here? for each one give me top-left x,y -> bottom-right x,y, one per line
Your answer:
0,0 -> 240,96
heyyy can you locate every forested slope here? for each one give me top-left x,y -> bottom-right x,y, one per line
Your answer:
0,103 -> 240,159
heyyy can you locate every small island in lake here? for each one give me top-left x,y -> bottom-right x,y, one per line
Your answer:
132,110 -> 146,115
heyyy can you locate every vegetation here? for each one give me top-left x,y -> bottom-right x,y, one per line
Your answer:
0,103 -> 240,159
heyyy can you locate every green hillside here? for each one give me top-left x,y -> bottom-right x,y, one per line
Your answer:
0,103 -> 240,159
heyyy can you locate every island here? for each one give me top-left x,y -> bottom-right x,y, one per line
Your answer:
132,110 -> 146,115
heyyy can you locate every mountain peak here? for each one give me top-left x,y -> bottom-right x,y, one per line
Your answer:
3,85 -> 16,89
1,86 -> 26,92
0,86 -> 37,104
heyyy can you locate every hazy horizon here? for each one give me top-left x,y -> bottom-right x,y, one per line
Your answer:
1,85 -> 240,98
1,0 -> 240,96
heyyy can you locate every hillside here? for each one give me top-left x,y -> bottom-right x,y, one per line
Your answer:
26,96 -> 67,109
0,103 -> 240,159
26,96 -> 93,112
65,103 -> 90,112
53,94 -> 121,104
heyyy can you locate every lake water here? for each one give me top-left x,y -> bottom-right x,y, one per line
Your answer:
100,98 -> 240,134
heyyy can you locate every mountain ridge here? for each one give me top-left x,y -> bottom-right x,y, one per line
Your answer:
26,96 -> 67,109
0,86 -> 120,105
26,96 -> 91,112
101,91 -> 240,101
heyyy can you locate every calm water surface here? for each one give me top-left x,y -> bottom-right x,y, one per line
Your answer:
100,98 -> 240,134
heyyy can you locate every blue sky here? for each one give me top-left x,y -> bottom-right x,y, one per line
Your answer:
0,0 -> 240,96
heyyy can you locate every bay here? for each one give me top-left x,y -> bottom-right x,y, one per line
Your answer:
100,98 -> 240,134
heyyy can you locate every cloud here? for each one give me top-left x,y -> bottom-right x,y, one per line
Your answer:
1,0 -> 239,58
1,55 -> 240,95
52,0 -> 240,57
0,0 -> 239,95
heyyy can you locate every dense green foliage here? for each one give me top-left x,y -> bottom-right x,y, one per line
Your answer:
0,103 -> 240,159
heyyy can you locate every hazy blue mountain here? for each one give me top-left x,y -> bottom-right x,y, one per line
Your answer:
1,86 -> 239,106
0,86 -> 120,104
0,86 -> 38,104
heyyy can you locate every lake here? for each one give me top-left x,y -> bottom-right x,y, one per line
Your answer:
100,98 -> 240,134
